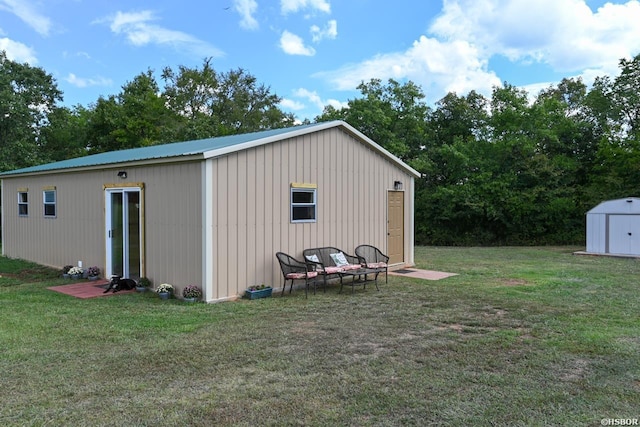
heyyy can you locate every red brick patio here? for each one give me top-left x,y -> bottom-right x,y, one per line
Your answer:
48,279 -> 136,299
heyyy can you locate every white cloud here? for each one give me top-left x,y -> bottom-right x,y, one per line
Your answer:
280,88 -> 348,122
0,37 -> 37,63
233,0 -> 259,30
430,0 -> 640,74
316,35 -> 501,102
310,19 -> 337,42
292,87 -> 346,111
281,0 -> 331,15
316,0 -> 640,103
65,73 -> 113,88
0,0 -> 52,36
102,10 -> 225,58
279,30 -> 315,55
279,98 -> 305,110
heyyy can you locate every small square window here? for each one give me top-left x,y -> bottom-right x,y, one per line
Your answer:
18,192 -> 28,216
291,187 -> 316,223
43,190 -> 56,218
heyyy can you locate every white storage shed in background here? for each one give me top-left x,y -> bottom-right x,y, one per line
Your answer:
586,197 -> 640,256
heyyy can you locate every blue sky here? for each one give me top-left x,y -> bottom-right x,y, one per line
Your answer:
2,0 -> 640,122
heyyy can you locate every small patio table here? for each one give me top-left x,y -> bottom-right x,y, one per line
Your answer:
338,267 -> 381,293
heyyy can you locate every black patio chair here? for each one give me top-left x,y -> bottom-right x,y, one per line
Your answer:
275,252 -> 320,298
355,244 -> 389,283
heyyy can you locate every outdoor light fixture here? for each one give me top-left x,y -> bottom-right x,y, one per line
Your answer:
117,171 -> 127,179
393,181 -> 403,191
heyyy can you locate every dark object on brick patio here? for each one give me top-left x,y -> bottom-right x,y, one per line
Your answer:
392,269 -> 415,274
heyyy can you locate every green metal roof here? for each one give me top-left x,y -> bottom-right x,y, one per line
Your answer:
0,122 -> 323,177
0,120 -> 421,178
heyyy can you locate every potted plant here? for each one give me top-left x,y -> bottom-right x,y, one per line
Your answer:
245,284 -> 272,300
137,277 -> 151,292
182,285 -> 202,302
86,266 -> 100,281
62,265 -> 73,279
68,266 -> 84,280
156,283 -> 173,300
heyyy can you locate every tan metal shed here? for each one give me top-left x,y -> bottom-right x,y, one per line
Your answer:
1,121 -> 420,302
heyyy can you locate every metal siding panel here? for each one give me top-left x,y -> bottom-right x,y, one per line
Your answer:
249,148 -> 261,287
2,173 -> 106,270
215,157 -> 229,299
236,151 -> 248,289
289,139 -> 299,252
207,126 -> 415,299
2,163 -> 203,293
142,162 -> 203,295
272,142 -> 283,263
586,214 -> 602,253
202,160 -> 215,301
262,146 -> 276,288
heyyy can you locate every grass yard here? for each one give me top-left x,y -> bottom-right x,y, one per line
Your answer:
1,247 -> 638,426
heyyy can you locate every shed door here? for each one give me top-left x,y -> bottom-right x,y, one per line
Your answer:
608,215 -> 640,255
387,191 -> 404,264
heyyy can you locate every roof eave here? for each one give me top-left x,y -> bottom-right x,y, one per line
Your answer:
0,153 -> 205,179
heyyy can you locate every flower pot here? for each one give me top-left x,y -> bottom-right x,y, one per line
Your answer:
183,297 -> 197,303
158,292 -> 170,300
245,287 -> 272,300
136,286 -> 147,292
62,274 -> 70,279
88,275 -> 99,281
71,274 -> 82,280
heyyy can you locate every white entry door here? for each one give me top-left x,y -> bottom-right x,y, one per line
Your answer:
105,188 -> 142,279
608,215 -> 640,255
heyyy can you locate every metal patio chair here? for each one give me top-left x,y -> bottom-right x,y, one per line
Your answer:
276,252 -> 320,298
355,244 -> 389,283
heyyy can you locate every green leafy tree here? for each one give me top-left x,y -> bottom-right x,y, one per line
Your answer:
39,105 -> 91,162
611,54 -> 640,138
213,68 -> 295,134
86,70 -> 172,153
161,59 -> 220,140
316,78 -> 430,162
0,51 -> 62,171
161,59 -> 294,140
584,54 -> 640,203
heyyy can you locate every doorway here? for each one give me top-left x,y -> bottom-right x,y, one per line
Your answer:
105,187 -> 143,280
608,214 -> 640,254
387,190 -> 404,264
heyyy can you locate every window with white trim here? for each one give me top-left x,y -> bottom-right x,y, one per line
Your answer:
43,189 -> 56,217
291,186 -> 317,223
18,191 -> 28,216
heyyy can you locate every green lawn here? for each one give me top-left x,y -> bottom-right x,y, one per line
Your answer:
1,247 -> 638,426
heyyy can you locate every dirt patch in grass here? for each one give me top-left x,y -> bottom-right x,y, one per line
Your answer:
555,358 -> 590,383
0,265 -> 59,285
500,278 -> 530,286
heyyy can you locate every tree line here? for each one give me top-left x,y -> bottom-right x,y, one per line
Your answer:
2,50 -> 640,245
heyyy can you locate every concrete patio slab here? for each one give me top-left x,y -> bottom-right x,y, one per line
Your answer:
388,268 -> 457,281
